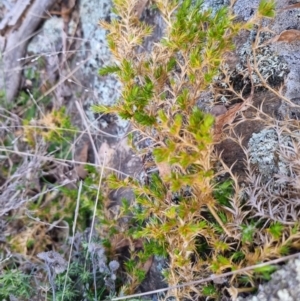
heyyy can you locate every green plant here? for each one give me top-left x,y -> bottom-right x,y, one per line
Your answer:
0,269 -> 33,300
95,0 -> 247,298
23,106 -> 76,160
258,0 -> 276,18
54,242 -> 118,301
254,264 -> 277,281
1,241 -> 111,301
93,0 -> 300,299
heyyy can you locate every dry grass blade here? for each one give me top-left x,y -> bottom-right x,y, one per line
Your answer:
0,147 -> 133,178
88,149 -> 106,245
75,100 -> 100,166
280,3 -> 300,11
61,180 -> 82,301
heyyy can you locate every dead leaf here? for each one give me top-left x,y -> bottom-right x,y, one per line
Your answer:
211,105 -> 227,117
132,0 -> 149,18
111,234 -> 131,250
109,233 -> 143,250
111,234 -> 153,274
98,141 -> 115,168
141,255 -> 153,274
49,0 -> 76,23
273,29 -> 300,43
226,286 -> 239,301
74,142 -> 89,179
156,161 -> 171,179
280,3 -> 300,11
61,0 -> 76,22
214,60 -> 254,142
214,103 -> 244,142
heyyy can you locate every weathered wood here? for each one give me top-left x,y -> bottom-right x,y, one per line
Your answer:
0,0 -> 56,104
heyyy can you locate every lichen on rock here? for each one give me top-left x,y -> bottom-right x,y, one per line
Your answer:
237,257 -> 300,301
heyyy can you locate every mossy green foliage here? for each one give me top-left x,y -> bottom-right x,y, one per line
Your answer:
258,0 -> 276,18
254,264 -> 277,281
1,242 -> 116,301
23,106 -> 76,159
54,243 -> 110,301
27,166 -> 110,237
0,269 -> 33,300
59,168 -> 108,232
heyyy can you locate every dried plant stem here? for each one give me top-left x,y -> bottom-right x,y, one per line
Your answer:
75,101 -> 100,166
88,151 -> 106,301
207,204 -> 233,237
61,180 -> 82,301
0,147 -> 133,178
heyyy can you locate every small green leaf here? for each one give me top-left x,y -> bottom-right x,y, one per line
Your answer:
154,65 -> 163,79
231,251 -> 245,262
258,0 -> 276,18
167,57 -> 177,71
268,222 -> 284,240
241,224 -> 256,243
279,244 -> 290,256
170,113 -> 182,135
158,109 -> 168,123
99,64 -> 121,76
91,104 -> 111,113
133,111 -> 156,125
203,284 -> 217,296
119,111 -> 133,119
213,179 -> 233,206
153,147 -> 170,163
254,265 -> 277,280
121,59 -> 135,82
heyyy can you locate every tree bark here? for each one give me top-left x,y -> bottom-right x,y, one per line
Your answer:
0,0 -> 57,104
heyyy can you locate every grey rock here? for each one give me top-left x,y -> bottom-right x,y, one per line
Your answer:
237,257 -> 300,301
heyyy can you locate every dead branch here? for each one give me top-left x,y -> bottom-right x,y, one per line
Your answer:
0,0 -> 57,104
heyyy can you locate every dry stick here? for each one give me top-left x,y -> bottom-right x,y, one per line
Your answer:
0,147 -> 133,178
32,55 -> 92,107
1,0 -> 57,103
112,252 -> 300,300
17,49 -> 87,62
61,180 -> 82,301
75,101 -> 100,166
0,26 -> 41,104
87,151 -> 106,245
77,100 -> 108,300
0,253 -> 12,266
0,124 -> 122,138
87,151 -> 107,301
25,211 -> 70,229
75,101 -> 106,300
26,88 -> 46,118
16,54 -> 92,116
206,204 -> 233,237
